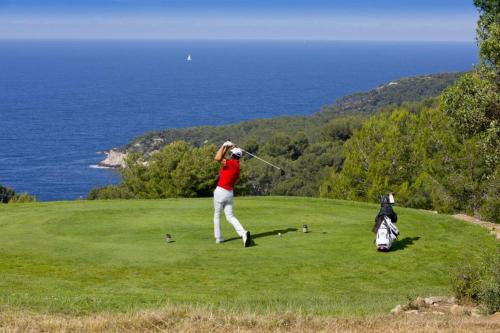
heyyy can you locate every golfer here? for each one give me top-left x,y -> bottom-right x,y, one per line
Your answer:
213,141 -> 251,247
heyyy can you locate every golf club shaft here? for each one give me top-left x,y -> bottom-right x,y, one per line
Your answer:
239,148 -> 283,171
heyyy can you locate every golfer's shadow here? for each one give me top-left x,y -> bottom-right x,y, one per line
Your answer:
391,236 -> 420,251
225,228 -> 298,245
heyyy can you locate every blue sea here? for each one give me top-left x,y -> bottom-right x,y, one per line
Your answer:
0,40 -> 477,201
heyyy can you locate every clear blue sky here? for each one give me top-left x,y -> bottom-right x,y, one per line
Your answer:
0,0 -> 478,41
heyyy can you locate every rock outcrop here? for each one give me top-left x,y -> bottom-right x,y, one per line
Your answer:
390,296 -> 482,317
98,149 -> 127,168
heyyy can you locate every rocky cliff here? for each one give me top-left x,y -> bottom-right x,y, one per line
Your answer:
98,149 -> 127,168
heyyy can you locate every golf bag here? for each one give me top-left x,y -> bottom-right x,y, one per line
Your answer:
375,216 -> 399,251
373,193 -> 399,251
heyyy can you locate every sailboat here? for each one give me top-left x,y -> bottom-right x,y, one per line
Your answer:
186,54 -> 192,62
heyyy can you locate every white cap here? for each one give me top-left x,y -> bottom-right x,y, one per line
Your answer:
230,147 -> 242,158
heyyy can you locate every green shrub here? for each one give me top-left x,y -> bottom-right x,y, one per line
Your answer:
451,263 -> 482,304
451,245 -> 500,314
87,185 -> 135,200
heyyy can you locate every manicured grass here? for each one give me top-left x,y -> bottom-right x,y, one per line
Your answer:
0,197 -> 496,315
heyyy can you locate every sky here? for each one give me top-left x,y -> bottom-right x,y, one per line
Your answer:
0,0 -> 479,41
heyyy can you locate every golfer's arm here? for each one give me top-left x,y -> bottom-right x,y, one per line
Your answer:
214,145 -> 228,164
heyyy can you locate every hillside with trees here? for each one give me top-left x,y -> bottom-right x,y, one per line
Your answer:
90,1 -> 499,223
90,73 -> 461,200
123,72 -> 461,155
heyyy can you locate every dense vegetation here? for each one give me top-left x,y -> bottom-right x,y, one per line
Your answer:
320,0 -> 499,223
89,74 -> 460,200
320,101 -> 499,222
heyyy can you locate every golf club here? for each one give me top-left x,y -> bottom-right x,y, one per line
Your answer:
225,139 -> 285,175
239,148 -> 286,176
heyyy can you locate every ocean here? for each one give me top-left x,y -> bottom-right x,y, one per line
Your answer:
0,40 -> 477,201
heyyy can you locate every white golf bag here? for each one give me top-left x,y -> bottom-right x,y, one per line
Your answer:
375,216 -> 399,251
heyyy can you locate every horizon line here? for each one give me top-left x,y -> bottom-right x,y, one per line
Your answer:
0,37 -> 477,43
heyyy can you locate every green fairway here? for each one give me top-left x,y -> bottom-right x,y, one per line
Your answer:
0,197 -> 496,315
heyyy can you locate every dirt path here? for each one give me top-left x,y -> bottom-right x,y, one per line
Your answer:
453,214 -> 500,240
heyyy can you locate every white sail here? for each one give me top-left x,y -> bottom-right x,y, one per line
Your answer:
187,54 -> 192,61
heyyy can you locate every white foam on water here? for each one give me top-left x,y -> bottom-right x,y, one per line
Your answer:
89,164 -> 110,169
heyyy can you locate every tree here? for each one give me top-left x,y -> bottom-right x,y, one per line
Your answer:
440,73 -> 496,139
320,115 -> 365,142
441,1 -> 499,156
121,141 -> 221,199
474,0 -> 500,71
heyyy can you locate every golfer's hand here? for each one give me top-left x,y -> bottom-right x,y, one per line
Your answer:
223,141 -> 234,147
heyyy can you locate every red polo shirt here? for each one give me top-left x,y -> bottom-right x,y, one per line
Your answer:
217,159 -> 240,191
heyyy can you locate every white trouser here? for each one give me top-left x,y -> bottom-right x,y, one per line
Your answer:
213,186 -> 245,239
